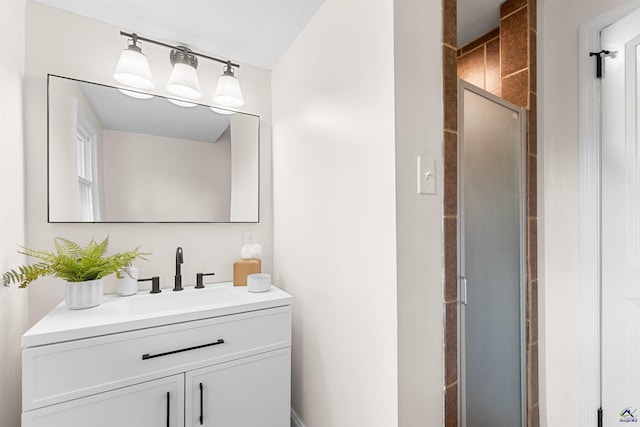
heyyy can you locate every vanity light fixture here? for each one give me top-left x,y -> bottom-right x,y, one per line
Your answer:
116,31 -> 244,108
113,34 -> 154,89
213,62 -> 244,107
167,47 -> 201,99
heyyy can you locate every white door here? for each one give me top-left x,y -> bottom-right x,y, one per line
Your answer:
185,349 -> 290,427
22,374 -> 185,427
601,6 -> 640,426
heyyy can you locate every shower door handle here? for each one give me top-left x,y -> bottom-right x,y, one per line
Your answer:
461,277 -> 468,306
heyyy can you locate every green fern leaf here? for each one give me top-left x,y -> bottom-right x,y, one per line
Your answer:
3,236 -> 150,287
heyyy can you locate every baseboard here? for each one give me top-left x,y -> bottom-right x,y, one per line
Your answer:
291,408 -> 306,427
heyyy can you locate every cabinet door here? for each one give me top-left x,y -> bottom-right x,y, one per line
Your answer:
23,374 -> 185,427
186,349 -> 290,427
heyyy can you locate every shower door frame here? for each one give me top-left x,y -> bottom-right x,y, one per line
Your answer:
458,80 -> 528,427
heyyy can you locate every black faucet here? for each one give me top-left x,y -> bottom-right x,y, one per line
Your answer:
174,247 -> 184,291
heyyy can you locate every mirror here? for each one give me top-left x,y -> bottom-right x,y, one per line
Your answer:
47,74 -> 260,223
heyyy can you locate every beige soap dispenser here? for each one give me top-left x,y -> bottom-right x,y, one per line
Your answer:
233,243 -> 262,286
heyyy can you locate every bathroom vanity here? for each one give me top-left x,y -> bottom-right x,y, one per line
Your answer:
21,283 -> 292,427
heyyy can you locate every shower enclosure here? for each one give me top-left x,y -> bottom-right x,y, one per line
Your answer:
458,81 -> 527,427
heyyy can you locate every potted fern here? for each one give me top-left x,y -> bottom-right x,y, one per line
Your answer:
2,237 -> 149,309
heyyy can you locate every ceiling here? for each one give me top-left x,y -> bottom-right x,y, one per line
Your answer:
36,0 -> 500,68
458,0 -> 504,48
77,78 -> 231,144
34,0 -> 325,70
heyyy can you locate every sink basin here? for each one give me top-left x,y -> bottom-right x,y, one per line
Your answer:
123,286 -> 236,315
21,281 -> 293,348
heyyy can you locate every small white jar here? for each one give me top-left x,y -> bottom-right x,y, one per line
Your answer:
247,273 -> 271,293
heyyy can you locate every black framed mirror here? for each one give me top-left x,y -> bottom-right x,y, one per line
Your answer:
47,74 -> 260,223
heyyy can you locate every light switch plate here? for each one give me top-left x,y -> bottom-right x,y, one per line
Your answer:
417,156 -> 436,195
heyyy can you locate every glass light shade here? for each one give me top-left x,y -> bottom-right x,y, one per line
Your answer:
214,73 -> 244,107
118,89 -> 154,99
168,98 -> 197,108
210,106 -> 236,115
113,48 -> 154,89
167,63 -> 201,99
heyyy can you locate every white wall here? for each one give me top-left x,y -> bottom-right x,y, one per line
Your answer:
272,0 -> 399,425
393,0 -> 444,424
0,0 -> 29,425
230,113 -> 259,222
23,0 -> 273,323
540,0 -> 627,425
101,129 -> 231,222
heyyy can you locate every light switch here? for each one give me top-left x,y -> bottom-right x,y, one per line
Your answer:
417,156 -> 436,195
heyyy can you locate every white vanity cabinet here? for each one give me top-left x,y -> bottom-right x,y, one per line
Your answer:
186,349 -> 290,426
21,283 -> 292,427
23,374 -> 184,427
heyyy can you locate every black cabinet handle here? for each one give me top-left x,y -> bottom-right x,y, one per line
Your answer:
199,382 -> 204,425
141,339 -> 225,360
166,391 -> 170,427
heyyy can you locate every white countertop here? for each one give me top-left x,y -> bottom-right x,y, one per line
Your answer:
22,282 -> 292,348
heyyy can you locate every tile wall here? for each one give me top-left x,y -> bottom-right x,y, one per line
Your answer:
442,0 -> 458,424
443,0 -> 538,425
457,29 -> 501,96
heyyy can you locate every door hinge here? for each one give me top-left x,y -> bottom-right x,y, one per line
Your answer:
598,407 -> 603,427
589,50 -> 610,78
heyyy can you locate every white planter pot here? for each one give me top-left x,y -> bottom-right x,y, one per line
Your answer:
116,266 -> 139,297
65,279 -> 103,309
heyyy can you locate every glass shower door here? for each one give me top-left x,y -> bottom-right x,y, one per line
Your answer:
459,82 -> 526,427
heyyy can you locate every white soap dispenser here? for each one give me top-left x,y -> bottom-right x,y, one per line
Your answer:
116,264 -> 139,296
